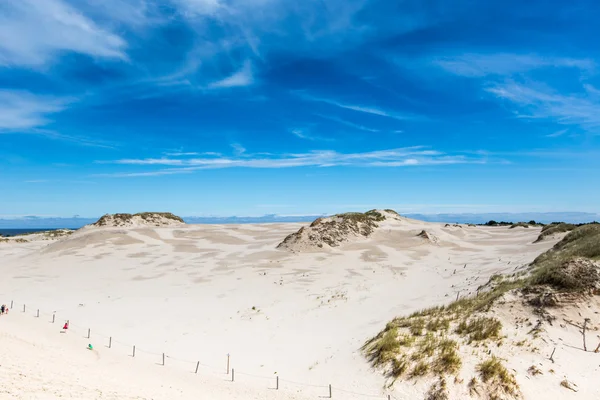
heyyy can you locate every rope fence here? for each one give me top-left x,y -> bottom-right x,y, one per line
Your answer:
6,299 -> 400,400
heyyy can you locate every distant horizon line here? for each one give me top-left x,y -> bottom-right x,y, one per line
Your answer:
0,211 -> 598,230
1,210 -> 599,220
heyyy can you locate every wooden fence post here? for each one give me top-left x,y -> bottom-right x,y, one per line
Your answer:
195,361 -> 200,374
23,304 -> 26,313
276,376 -> 279,390
162,353 -> 165,366
133,345 -> 136,357
329,384 -> 332,398
36,309 -> 39,317
227,353 -> 230,374
52,314 -> 55,323
10,300 -> 13,309
109,337 -> 112,348
231,369 -> 235,382
87,328 -> 91,339
583,318 -> 590,351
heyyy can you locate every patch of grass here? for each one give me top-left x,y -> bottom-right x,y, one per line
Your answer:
468,377 -> 479,395
535,223 -> 576,242
432,346 -> 462,375
530,224 -> 600,291
527,365 -> 543,376
427,318 -> 450,332
390,357 -> 409,378
455,317 -> 502,341
425,378 -> 449,400
477,357 -> 519,396
364,328 -> 400,365
411,361 -> 429,377
397,334 -> 416,347
409,318 -> 426,336
418,333 -> 437,357
560,379 -> 577,392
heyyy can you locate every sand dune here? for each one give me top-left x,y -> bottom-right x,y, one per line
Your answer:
0,216 -> 564,399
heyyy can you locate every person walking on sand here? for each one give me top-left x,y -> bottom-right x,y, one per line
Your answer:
63,320 -> 69,330
1,304 -> 5,314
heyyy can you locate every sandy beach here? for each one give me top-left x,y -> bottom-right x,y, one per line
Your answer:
1,213 -> 579,399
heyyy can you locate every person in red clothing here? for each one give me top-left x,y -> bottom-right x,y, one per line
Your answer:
63,320 -> 69,330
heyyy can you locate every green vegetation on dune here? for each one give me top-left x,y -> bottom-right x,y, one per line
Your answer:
95,212 -> 184,226
477,357 -> 520,397
535,223 -> 577,242
530,224 -> 600,290
364,222 -> 600,396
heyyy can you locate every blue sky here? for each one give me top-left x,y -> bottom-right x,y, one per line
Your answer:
1,0 -> 599,218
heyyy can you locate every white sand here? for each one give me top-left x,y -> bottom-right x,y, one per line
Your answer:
0,219 -> 574,399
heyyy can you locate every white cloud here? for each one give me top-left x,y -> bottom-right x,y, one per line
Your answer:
164,152 -> 200,156
230,143 -> 246,155
97,146 -> 486,176
0,0 -> 127,68
174,0 -> 222,17
289,128 -> 335,142
290,129 -> 310,140
436,53 -> 595,77
0,90 -> 70,131
296,92 -> 413,121
315,114 -> 380,133
546,129 -> 568,138
486,82 -> 600,131
208,61 -> 253,89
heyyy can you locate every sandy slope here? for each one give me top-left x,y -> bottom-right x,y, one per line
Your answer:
0,220 -> 558,399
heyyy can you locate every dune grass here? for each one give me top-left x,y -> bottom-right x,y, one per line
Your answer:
477,357 -> 519,396
535,223 -> 576,242
365,223 -> 600,397
455,317 -> 502,342
530,224 -> 600,291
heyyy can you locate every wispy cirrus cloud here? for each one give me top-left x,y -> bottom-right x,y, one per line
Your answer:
0,0 -> 127,68
289,128 -> 335,142
436,53 -> 595,77
0,90 -> 70,131
435,52 -> 600,133
208,61 -> 254,89
315,114 -> 380,133
0,90 -> 116,147
296,92 -> 415,121
546,129 -> 569,138
486,82 -> 600,131
95,146 -> 486,177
